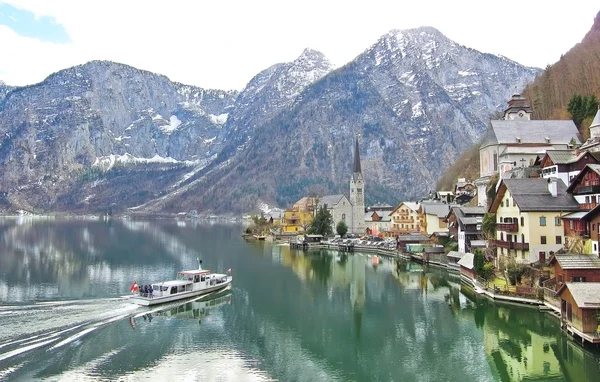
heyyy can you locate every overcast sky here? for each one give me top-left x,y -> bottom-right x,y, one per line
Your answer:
0,0 -> 598,90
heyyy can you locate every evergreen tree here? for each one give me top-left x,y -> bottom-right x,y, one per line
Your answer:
308,205 -> 334,237
568,94 -> 599,127
336,220 -> 348,237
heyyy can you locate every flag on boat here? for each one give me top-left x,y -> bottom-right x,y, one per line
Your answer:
130,281 -> 138,293
227,268 -> 231,274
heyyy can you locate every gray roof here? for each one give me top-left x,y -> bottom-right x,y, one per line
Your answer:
591,108 -> 600,129
501,178 -> 579,212
470,240 -> 487,247
318,194 -> 346,207
365,210 -> 391,222
545,150 -> 587,165
425,246 -> 445,253
397,234 -> 430,242
562,283 -> 600,307
486,120 -> 580,146
457,252 -> 475,269
451,206 -> 484,228
561,211 -> 589,220
447,251 -> 467,259
550,254 -> 600,269
421,202 -> 453,218
460,207 -> 485,215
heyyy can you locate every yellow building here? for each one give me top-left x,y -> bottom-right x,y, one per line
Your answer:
281,197 -> 317,233
387,202 -> 421,235
418,202 -> 451,235
489,178 -> 579,264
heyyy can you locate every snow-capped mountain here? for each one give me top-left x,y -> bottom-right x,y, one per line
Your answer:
219,48 -> 334,157
0,27 -> 540,214
0,80 -> 14,103
164,26 -> 539,214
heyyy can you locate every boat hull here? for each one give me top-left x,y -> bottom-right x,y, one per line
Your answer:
129,278 -> 232,306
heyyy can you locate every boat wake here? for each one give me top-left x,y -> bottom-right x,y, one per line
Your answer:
0,297 -> 139,365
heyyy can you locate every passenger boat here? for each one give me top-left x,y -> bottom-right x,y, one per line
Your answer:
129,261 -> 232,306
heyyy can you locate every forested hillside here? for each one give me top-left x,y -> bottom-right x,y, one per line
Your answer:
523,11 -> 600,136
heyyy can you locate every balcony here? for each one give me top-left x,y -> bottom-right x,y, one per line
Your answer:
497,222 -> 518,232
580,203 -> 598,210
576,185 -> 600,194
393,217 -> 414,223
490,239 -> 529,251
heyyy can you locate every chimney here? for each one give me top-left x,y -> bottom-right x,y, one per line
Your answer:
548,177 -> 558,197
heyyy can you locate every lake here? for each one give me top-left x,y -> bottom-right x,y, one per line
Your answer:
0,217 -> 599,381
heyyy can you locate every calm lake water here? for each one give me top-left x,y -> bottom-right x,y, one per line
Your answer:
0,217 -> 599,381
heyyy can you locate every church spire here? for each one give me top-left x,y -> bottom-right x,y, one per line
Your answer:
353,136 -> 362,174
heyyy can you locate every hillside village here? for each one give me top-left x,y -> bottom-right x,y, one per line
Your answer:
250,94 -> 600,345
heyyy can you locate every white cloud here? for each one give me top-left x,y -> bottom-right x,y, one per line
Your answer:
0,0 -> 598,90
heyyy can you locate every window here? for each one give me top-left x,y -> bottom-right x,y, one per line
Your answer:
555,217 -> 561,226
540,216 -> 546,226
357,188 -> 362,193
342,213 -> 346,220
521,217 -> 524,227
541,236 -> 547,244
556,236 -> 562,245
501,200 -> 504,207
572,276 -> 587,282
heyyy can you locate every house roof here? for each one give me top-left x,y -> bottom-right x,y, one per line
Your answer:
486,120 -> 580,146
566,164 -> 600,193
491,178 -> 580,213
450,206 -> 484,228
544,150 -> 589,165
397,234 -> 430,242
549,254 -> 600,269
457,252 -> 475,269
561,211 -> 589,220
558,283 -> 600,308
421,202 -> 453,218
318,194 -> 346,207
390,201 -> 420,215
365,210 -> 391,222
447,251 -> 467,259
424,246 -> 445,253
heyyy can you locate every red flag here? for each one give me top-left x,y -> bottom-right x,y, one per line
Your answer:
227,269 -> 231,274
130,281 -> 138,293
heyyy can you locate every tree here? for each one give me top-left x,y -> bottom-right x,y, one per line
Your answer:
568,94 -> 599,127
308,205 -> 334,237
482,213 -> 496,239
336,220 -> 348,237
474,249 -> 485,276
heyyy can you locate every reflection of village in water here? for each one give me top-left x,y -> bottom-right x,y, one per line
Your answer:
266,244 -> 600,382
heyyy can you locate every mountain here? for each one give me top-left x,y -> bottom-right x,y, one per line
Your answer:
219,48 -> 334,158
0,28 -> 539,215
141,27 -> 539,214
523,11 -> 600,124
0,61 -> 237,212
0,80 -> 14,103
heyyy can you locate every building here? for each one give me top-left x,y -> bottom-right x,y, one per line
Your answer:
418,202 -> 452,235
454,178 -> 476,205
281,197 -> 317,233
457,252 -> 475,281
365,209 -> 391,236
549,254 -> 600,290
489,178 -> 580,264
476,94 -> 581,208
447,206 -> 485,253
556,282 -> 600,344
349,136 -> 366,234
540,149 -> 599,186
579,107 -> 600,152
566,164 -> 600,210
316,194 -> 353,235
388,202 -> 421,236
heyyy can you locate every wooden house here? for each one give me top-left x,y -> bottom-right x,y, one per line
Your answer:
556,283 -> 600,344
540,149 -> 600,186
457,252 -> 475,281
548,254 -> 600,290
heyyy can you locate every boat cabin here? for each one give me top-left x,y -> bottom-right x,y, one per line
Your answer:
150,269 -> 228,297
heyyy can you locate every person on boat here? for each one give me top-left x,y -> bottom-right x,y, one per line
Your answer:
148,285 -> 153,297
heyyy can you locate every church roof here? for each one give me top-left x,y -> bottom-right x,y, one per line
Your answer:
353,137 -> 362,174
485,120 -> 580,146
318,194 -> 347,207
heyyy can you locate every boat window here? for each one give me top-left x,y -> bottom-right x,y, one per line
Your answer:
170,287 -> 177,295
186,284 -> 192,291
201,275 -> 205,282
194,275 -> 200,283
178,285 -> 185,293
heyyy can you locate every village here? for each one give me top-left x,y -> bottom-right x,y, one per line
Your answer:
246,94 -> 600,347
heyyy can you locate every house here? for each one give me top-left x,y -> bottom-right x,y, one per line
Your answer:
436,191 -> 455,204
561,211 -> 593,255
457,252 -> 475,281
476,94 -> 581,208
397,234 -> 430,251
447,206 -> 485,253
454,178 -> 476,205
316,194 -> 353,234
540,149 -> 599,186
556,283 -> 600,344
281,197 -> 317,233
489,178 -> 580,264
418,202 -> 452,235
266,209 -> 284,225
388,202 -> 421,236
446,251 -> 468,269
549,254 -> 600,290
365,209 -> 391,236
566,164 -> 600,210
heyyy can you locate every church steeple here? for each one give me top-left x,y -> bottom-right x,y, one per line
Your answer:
353,136 -> 362,175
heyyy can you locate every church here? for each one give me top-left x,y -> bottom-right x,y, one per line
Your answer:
317,136 -> 366,234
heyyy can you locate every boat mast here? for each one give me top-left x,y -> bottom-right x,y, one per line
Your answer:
197,257 -> 203,271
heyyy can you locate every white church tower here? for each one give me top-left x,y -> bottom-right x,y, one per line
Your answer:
349,136 -> 366,234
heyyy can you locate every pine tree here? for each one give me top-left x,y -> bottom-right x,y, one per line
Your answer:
308,205 -> 334,236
